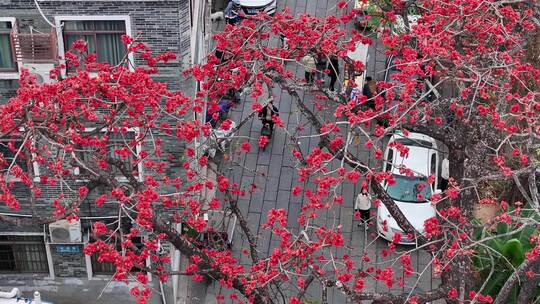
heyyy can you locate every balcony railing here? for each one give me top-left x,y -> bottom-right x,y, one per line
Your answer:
10,30 -> 58,63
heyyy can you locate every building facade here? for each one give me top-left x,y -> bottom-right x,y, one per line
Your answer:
0,1 -> 209,301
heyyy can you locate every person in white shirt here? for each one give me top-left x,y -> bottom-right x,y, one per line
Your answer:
355,188 -> 371,226
441,158 -> 449,191
302,54 -> 317,84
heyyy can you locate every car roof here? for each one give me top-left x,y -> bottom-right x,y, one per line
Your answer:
393,131 -> 436,145
388,132 -> 437,177
391,145 -> 431,176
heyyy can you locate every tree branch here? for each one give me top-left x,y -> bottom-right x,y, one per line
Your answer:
152,216 -> 272,303
224,190 -> 260,263
494,256 -> 540,304
275,74 -> 429,245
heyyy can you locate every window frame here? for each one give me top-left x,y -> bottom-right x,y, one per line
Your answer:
54,16 -> 134,78
0,17 -> 19,79
71,127 -> 144,183
430,152 -> 438,187
0,235 -> 49,274
0,134 -> 41,182
62,21 -> 127,67
430,153 -> 437,176
384,148 -> 394,173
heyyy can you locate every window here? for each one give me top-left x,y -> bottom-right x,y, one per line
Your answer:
0,139 -> 28,181
430,153 -> 437,176
91,236 -> 144,275
0,20 -> 16,72
62,20 -> 127,65
74,129 -> 143,182
106,132 -> 138,178
0,235 -> 49,274
385,149 -> 394,173
90,219 -> 144,275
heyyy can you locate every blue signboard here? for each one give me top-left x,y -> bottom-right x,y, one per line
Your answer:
56,245 -> 80,253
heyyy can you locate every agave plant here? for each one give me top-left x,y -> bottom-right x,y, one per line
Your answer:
473,218 -> 539,303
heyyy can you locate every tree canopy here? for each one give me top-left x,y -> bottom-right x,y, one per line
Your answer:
0,0 -> 539,303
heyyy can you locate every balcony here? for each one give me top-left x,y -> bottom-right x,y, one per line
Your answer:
10,30 -> 58,63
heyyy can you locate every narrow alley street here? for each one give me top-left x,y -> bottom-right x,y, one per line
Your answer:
201,0 -> 443,303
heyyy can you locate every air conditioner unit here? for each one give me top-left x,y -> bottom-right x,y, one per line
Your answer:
21,63 -> 55,84
49,219 -> 82,243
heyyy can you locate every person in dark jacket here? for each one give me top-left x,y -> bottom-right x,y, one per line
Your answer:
224,0 -> 241,25
362,76 -> 374,99
316,53 -> 327,82
206,97 -> 234,128
258,100 -> 279,131
226,88 -> 240,104
362,76 -> 378,110
328,56 -> 340,91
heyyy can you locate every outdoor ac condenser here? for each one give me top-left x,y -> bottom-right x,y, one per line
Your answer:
21,63 -> 55,84
49,219 -> 82,243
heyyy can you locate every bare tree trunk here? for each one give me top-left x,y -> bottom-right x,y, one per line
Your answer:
525,28 -> 540,72
153,217 -> 273,303
495,249 -> 540,303
517,267 -> 540,304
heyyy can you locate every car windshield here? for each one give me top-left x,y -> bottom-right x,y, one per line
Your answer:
387,174 -> 432,203
396,138 -> 432,149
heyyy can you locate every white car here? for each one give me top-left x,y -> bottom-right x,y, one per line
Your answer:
377,132 -> 441,245
240,0 -> 276,16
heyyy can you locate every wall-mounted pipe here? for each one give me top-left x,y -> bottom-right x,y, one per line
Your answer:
0,288 -> 20,299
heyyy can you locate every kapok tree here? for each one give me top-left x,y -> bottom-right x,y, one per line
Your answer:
0,0 -> 538,303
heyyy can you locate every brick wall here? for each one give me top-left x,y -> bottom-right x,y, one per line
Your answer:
0,0 -> 194,277
0,80 -> 18,102
0,0 -> 193,210
51,244 -> 87,277
0,0 -> 193,99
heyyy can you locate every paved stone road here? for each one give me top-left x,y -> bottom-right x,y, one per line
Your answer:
202,0 -> 443,303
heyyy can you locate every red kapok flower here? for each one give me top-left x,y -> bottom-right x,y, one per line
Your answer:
448,288 -> 458,298
78,186 -> 89,197
251,102 -> 263,112
121,34 -> 134,45
258,135 -> 269,148
289,298 -> 301,304
241,141 -> 251,152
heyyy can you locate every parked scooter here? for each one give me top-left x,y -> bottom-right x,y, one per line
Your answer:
258,100 -> 278,151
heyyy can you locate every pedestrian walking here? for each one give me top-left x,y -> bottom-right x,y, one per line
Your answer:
280,33 -> 289,50
354,188 -> 371,227
315,53 -> 327,82
224,0 -> 241,25
258,100 -> 279,132
440,158 -> 449,191
328,55 -> 340,91
362,76 -> 378,110
302,53 -> 317,85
